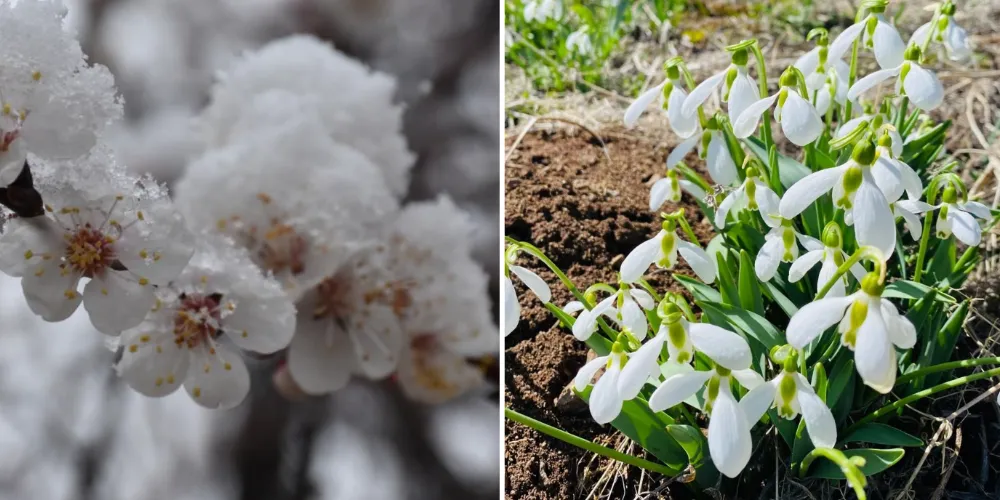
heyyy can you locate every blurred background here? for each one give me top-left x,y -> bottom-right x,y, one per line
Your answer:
0,0 -> 499,499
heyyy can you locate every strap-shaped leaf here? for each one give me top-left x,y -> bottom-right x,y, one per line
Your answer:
840,423 -> 923,447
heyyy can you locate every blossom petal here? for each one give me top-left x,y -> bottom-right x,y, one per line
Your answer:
789,249 -> 824,283
0,218 -> 64,278
731,368 -> 765,390
835,116 -> 869,141
945,19 -> 972,63
739,380 -> 777,424
679,180 -> 708,201
116,328 -> 189,397
630,289 -> 655,310
666,134 -> 700,170
903,64 -> 944,111
21,259 -> 83,322
563,300 -> 585,314
854,306 -> 896,393
819,255 -> 847,298
625,81 -> 667,128
854,173 -> 897,257
618,336 -> 665,400
880,299 -> 916,349
896,205 -> 923,240
733,95 -> 778,138
872,19 -> 906,69
794,374 -> 837,448
727,73 -> 760,124
648,370 -> 712,411
689,323 -> 751,370
847,67 -> 901,102
287,319 -> 357,394
871,156 -> 904,203
573,294 -> 616,340
184,345 -> 251,410
511,265 -> 552,303
709,388 -> 752,478
682,70 -> 727,118
349,315 -> 404,379
779,91 -> 823,146
706,132 -> 738,186
621,297 -> 648,339
620,231 -> 664,283
787,295 -> 854,348
223,292 -> 297,354
897,161 -> 923,201
755,236 -> 783,282
948,208 -> 981,246
958,201 -> 992,220
575,355 -> 608,391
794,47 -> 820,78
649,178 -> 674,212
667,87 -> 699,138
676,240 -> 716,284
590,365 -> 623,424
504,277 -> 520,336
829,21 -> 866,62
779,166 -> 847,218
714,187 -> 743,227
83,272 -> 156,335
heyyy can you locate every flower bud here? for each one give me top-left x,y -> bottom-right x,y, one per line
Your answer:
904,45 -> 922,62
822,222 -> 843,248
877,131 -> 893,150
584,290 -> 598,307
778,70 -> 798,89
851,140 -> 878,166
666,64 -> 681,81
731,48 -> 749,66
658,300 -> 680,319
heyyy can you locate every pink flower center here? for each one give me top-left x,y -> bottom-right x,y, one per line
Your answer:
64,226 -> 115,277
173,293 -> 223,349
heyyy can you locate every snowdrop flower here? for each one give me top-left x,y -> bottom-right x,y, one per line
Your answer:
848,45 -> 943,112
663,123 -> 739,187
900,184 -> 993,247
714,165 -> 780,228
828,4 -> 906,70
523,0 -> 563,22
620,218 -> 716,285
648,363 -> 761,477
909,3 -> 972,63
176,99 -> 398,300
115,234 -> 296,409
795,45 -> 851,115
836,110 -> 903,158
871,132 -> 923,203
574,344 -> 628,424
565,26 -> 593,56
503,248 -> 551,337
649,170 -> 708,211
734,70 -> 823,146
571,284 -> 654,342
789,223 -> 866,297
756,217 -> 822,282
0,158 -> 193,334
893,199 -> 934,240
624,64 -> 699,139
681,48 -> 760,124
0,0 -> 122,185
779,140 -> 897,257
787,273 -> 916,392
740,352 -> 837,449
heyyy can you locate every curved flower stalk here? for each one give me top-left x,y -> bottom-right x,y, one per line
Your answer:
787,273 -> 916,393
115,234 -> 296,410
734,69 -> 823,146
779,139 -> 897,257
624,63 -> 699,138
681,48 -> 759,124
574,341 -> 629,424
789,223 -> 866,297
741,350 -> 837,449
715,164 -> 780,228
650,170 -> 708,211
571,283 -> 654,342
795,31 -> 851,115
909,2 -> 972,63
847,45 -> 944,112
565,26 -> 593,56
620,217 -> 716,285
828,2 -> 906,70
836,108 -> 903,158
756,217 -> 823,282
503,246 -> 552,336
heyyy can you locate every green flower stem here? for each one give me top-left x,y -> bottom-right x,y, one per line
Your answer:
505,408 -> 683,476
894,96 -> 909,130
637,279 -> 662,303
847,365 -> 1000,432
799,448 -> 868,500
843,18 -> 862,120
676,162 -> 712,192
675,213 -> 702,248
749,41 -> 774,151
814,249 -> 867,299
912,190 -> 940,283
895,357 -> 1000,386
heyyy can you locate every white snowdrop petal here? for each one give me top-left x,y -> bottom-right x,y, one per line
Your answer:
620,232 -> 664,283
854,174 -> 897,257
116,330 -> 189,397
575,355 -> 608,392
288,320 -> 357,394
756,183 -> 782,225
896,205 -> 923,241
819,256 -> 848,298
871,157 -> 904,203
649,178 -> 674,212
945,19 -> 972,62
847,67 -> 901,102
755,236 -> 783,282
908,23 -> 932,50
948,208 -> 982,246
872,19 -> 906,69
733,95 -> 779,138
958,201 -> 992,220
829,21 -> 866,61
794,374 -> 838,448
731,368 -> 765,390
880,299 -> 916,349
787,295 -> 854,348
648,370 -> 713,412
714,187 -> 742,227
896,199 -> 934,214
676,240 -> 717,284
727,74 -> 760,124
504,277 -> 520,336
666,134 -> 700,170
779,166 -> 847,218
83,273 -> 156,335
937,208 -> 953,238
897,161 -> 923,201
835,116 -> 868,141
689,323 -> 752,370
789,249 -> 824,283
630,289 -> 655,310
794,47 -> 820,78
798,234 -> 824,252
624,81 -> 667,128
573,295 -> 616,340
854,306 -> 896,393
706,132 -> 738,186
682,71 -> 727,117
903,64 -> 944,111
590,365 -> 624,424
739,380 -> 777,424
780,91 -> 823,146
679,180 -> 708,201
618,336 -> 666,400
667,87 -> 699,138
563,300 -> 585,314
184,345 -> 251,410
708,388 -> 752,478
510,265 -> 552,303
621,298 -> 648,340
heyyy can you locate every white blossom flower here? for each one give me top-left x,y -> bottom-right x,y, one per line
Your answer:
503,250 -> 551,337
733,74 -> 823,146
649,170 -> 708,212
910,11 -> 972,63
523,0 -> 562,22
201,35 -> 414,198
714,167 -> 780,228
624,72 -> 699,138
0,0 -> 122,185
0,153 -> 193,334
740,368 -> 837,449
664,127 -> 739,187
794,47 -> 851,115
894,189 -> 992,246
115,234 -> 296,409
787,274 -> 916,393
847,47 -> 943,112
571,285 -> 654,342
871,133 -> 923,203
176,99 -> 397,300
893,199 -> 934,240
835,113 -> 903,158
756,218 -> 822,282
779,141 -> 897,257
681,54 -> 759,124
565,26 -> 593,56
789,225 -> 866,297
620,220 -> 716,285
828,9 -> 906,70
574,347 -> 627,424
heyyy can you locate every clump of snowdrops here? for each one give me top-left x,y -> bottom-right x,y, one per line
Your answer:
504,1 -> 994,496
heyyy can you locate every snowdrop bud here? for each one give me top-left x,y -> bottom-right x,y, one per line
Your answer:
822,222 -> 843,248
936,15 -> 950,35
584,290 -> 598,308
779,70 -> 799,89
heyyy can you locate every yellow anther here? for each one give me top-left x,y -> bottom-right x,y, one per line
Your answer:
217,219 -> 227,230
192,387 -> 201,398
137,211 -> 144,221
2,103 -> 9,115
256,192 -> 272,204
201,276 -> 208,284
155,378 -> 163,387
203,364 -> 211,374
153,252 -> 161,262
31,71 -> 41,81
34,268 -> 44,277
64,290 -> 78,299
167,375 -> 175,384
140,335 -> 150,343
101,288 -> 108,295
224,362 -> 232,371
241,330 -> 248,338
138,278 -> 149,286
24,250 -> 32,260
115,194 -> 124,201
139,249 -> 148,259
155,346 -> 163,353
44,204 -> 53,212
129,344 -> 138,353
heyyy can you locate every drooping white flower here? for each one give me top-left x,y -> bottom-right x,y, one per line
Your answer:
574,347 -> 628,424
0,0 -> 122,185
787,274 -> 916,393
847,47 -> 943,112
871,133 -> 923,203
733,73 -> 823,146
624,70 -> 699,138
0,152 -> 193,334
740,368 -> 837,449
503,249 -> 551,337
201,35 -> 414,198
681,51 -> 760,124
565,26 -> 593,56
756,217 -> 822,282
571,284 -> 654,342
895,188 -> 993,247
794,47 -> 851,115
523,0 -> 563,22
176,97 -> 398,300
664,127 -> 739,187
714,166 -> 780,228
115,234 -> 296,409
910,10 -> 973,63
789,224 -> 866,297
828,8 -> 906,70
620,220 -> 716,285
893,199 -> 934,240
649,170 -> 708,212
779,141 -> 897,257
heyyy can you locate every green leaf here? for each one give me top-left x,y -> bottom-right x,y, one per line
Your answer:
883,280 -> 955,303
901,121 -> 949,160
926,237 -> 956,283
761,281 -> 799,317
715,252 -> 740,306
744,136 -> 811,188
666,425 -> 720,486
697,301 -> 784,350
841,424 -> 923,447
807,448 -> 906,479
674,274 -> 722,303
738,250 -> 764,315
926,301 -> 971,384
577,389 -> 689,471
